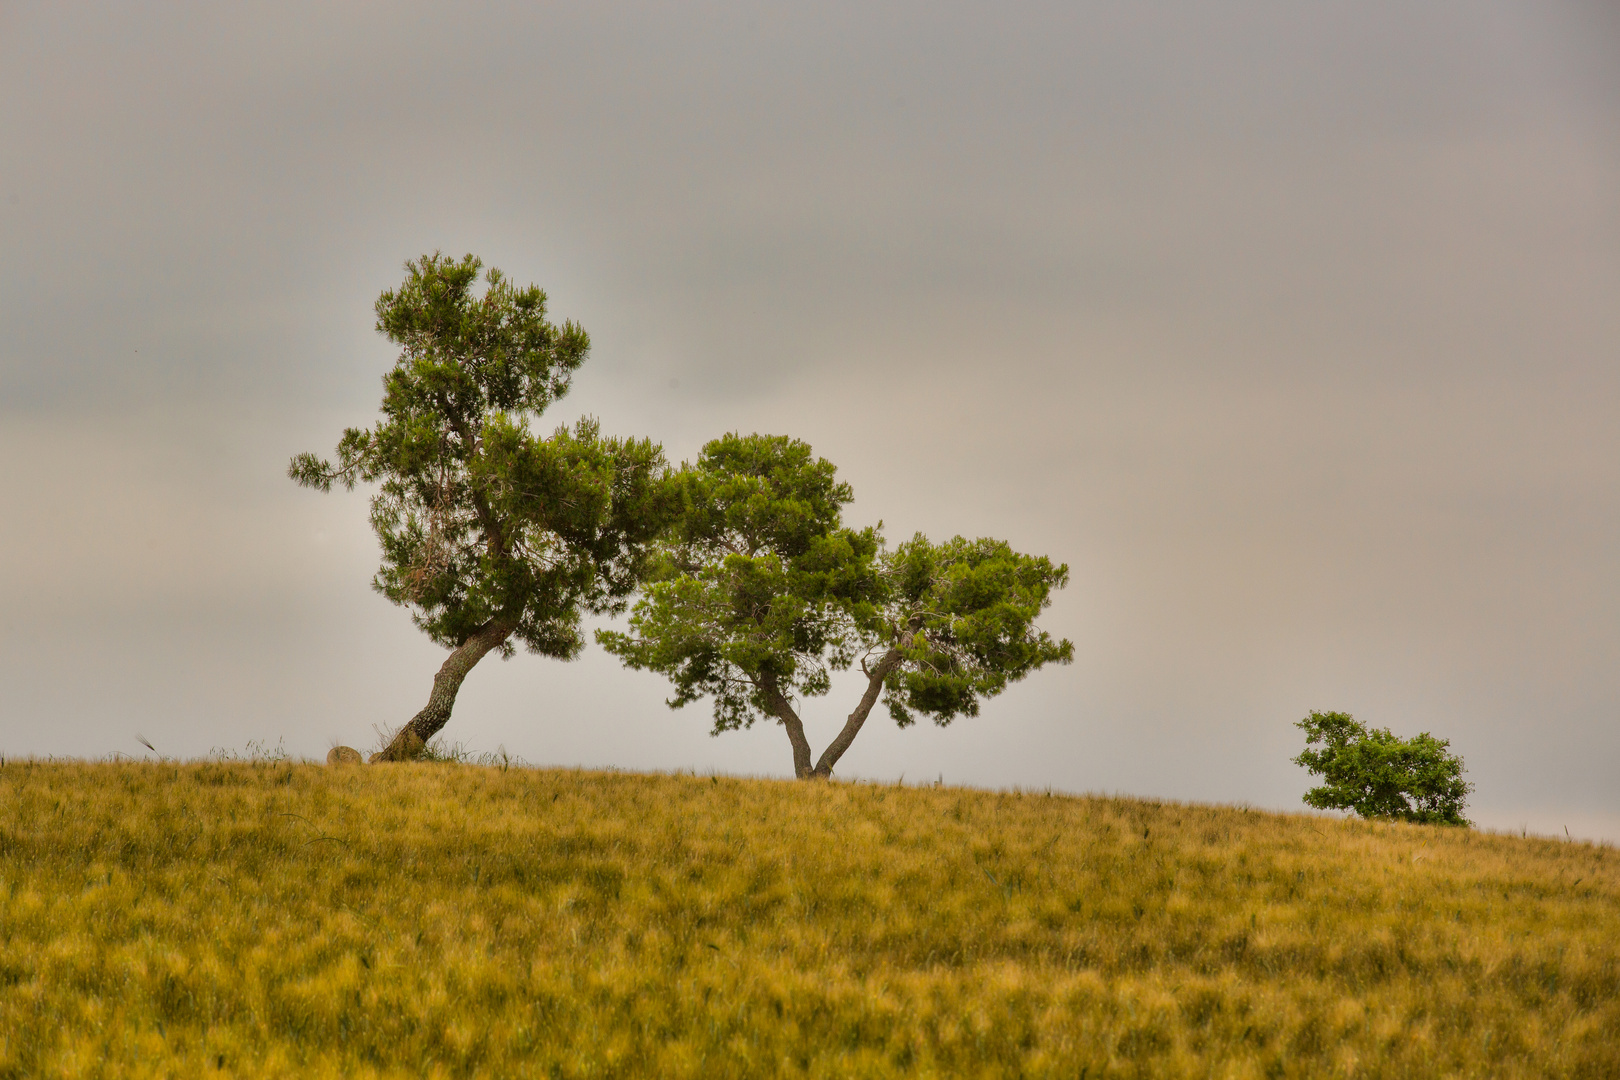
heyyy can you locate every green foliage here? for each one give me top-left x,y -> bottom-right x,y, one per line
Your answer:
876,533 -> 1073,727
597,432 -> 881,732
1294,710 -> 1474,826
598,432 -> 1074,761
289,252 -> 679,659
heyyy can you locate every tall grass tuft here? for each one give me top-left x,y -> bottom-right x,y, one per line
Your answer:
0,760 -> 1614,1077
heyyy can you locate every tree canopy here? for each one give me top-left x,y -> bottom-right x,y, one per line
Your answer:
598,432 -> 1073,777
1293,711 -> 1473,826
291,253 -> 678,759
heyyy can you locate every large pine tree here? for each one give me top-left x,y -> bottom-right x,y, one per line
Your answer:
291,253 -> 679,760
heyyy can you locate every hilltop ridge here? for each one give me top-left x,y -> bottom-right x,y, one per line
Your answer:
1,761 -> 1615,1077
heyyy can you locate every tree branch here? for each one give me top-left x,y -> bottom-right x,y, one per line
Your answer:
812,645 -> 904,778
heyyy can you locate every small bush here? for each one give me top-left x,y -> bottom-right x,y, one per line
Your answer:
1293,710 -> 1473,825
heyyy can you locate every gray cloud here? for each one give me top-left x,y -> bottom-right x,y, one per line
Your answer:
2,1 -> 1615,839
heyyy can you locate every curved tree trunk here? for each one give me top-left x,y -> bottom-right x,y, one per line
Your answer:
758,673 -> 815,778
813,647 -> 903,778
373,616 -> 517,762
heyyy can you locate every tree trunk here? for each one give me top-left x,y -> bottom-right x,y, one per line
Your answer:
812,647 -> 903,778
374,616 -> 517,762
758,673 -> 815,778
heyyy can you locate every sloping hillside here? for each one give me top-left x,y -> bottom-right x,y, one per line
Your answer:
1,761 -> 1615,1078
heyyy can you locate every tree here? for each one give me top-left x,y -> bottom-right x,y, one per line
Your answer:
1293,711 -> 1473,826
597,432 -> 1074,778
290,253 -> 679,760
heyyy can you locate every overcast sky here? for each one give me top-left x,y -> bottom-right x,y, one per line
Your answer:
3,1 -> 1616,839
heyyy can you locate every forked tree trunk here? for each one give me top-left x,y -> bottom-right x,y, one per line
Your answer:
812,647 -> 903,778
757,648 -> 908,780
373,616 -> 517,762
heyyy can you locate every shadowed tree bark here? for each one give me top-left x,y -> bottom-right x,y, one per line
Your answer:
810,645 -> 904,778
759,672 -> 815,778
372,615 -> 519,761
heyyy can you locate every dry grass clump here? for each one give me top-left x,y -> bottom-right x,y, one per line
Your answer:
1,760 -> 1615,1078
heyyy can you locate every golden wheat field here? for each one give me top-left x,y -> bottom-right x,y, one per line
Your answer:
0,760 -> 1615,1079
